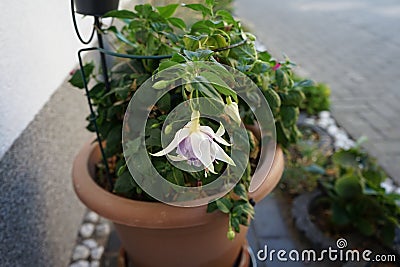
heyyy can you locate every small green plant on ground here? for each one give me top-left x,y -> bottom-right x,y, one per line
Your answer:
293,75 -> 331,115
281,138 -> 329,196
319,146 -> 400,245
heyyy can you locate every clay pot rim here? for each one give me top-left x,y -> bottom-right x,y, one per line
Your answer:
72,138 -> 284,229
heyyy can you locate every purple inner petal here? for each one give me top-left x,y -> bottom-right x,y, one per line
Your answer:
176,134 -> 218,168
177,138 -> 202,167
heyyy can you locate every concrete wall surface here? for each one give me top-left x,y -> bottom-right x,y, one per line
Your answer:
0,0 -> 96,265
0,0 -> 93,159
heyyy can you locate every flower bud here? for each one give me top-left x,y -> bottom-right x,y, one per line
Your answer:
224,97 -> 241,124
227,228 -> 235,240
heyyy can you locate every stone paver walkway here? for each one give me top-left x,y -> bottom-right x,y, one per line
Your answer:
235,0 -> 400,182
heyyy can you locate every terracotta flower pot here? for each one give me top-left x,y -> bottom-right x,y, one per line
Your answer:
72,140 -> 284,267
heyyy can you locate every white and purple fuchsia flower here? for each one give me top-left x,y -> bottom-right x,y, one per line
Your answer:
151,110 -> 235,177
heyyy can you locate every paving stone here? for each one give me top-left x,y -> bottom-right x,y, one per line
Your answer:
104,226 -> 121,253
333,112 -> 383,142
90,246 -> 104,260
251,196 -> 290,239
247,224 -> 261,253
90,261 -> 100,267
80,223 -> 95,238
70,260 -> 90,267
72,245 -> 90,261
359,110 -> 392,132
235,0 -> 400,179
95,222 -> 111,237
85,211 -> 100,224
381,126 -> 400,140
82,239 -> 98,250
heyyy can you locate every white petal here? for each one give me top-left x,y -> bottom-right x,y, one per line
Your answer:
190,133 -> 215,172
200,126 -> 231,146
150,128 -> 190,156
166,154 -> 188,162
216,122 -> 225,137
213,143 -> 236,166
224,102 -> 241,124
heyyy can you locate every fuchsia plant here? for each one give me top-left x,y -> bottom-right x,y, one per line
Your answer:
69,1 -> 309,239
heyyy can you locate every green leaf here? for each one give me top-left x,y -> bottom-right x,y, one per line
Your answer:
153,80 -> 170,89
183,49 -> 213,61
233,184 -> 247,200
190,20 -> 212,34
295,79 -> 315,88
107,26 -> 138,48
156,4 -> 179,18
171,53 -> 187,63
332,150 -> 359,169
125,138 -> 141,157
207,201 -> 218,213
167,17 -> 186,30
216,10 -> 235,25
117,164 -> 127,176
88,83 -> 105,98
276,121 -> 290,148
101,85 -> 128,100
275,69 -> 290,89
105,125 -> 122,157
210,34 -> 229,56
279,90 -> 305,106
182,4 -> 212,17
280,106 -> 299,127
172,167 -> 185,186
331,202 -> 350,225
192,76 -> 223,101
258,51 -> 271,61
304,164 -> 326,175
145,128 -> 162,147
134,4 -> 153,18
150,22 -> 169,32
216,198 -> 233,213
158,60 -> 179,72
183,35 -> 206,50
157,93 -> 171,111
114,171 -> 136,196
103,10 -> 137,19
231,217 -> 240,232
363,169 -> 385,188
68,62 -> 94,89
355,219 -> 375,236
263,89 -> 281,115
206,0 -> 215,7
201,71 -> 237,99
335,175 -> 362,199
381,223 -> 395,245
251,60 -> 269,74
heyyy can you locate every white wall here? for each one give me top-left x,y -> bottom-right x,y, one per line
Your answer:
0,0 -> 94,159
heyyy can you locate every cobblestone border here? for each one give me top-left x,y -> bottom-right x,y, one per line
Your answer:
69,211 -> 111,267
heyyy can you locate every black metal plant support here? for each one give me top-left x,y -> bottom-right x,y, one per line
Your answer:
71,0 -> 172,191
71,0 -> 115,190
